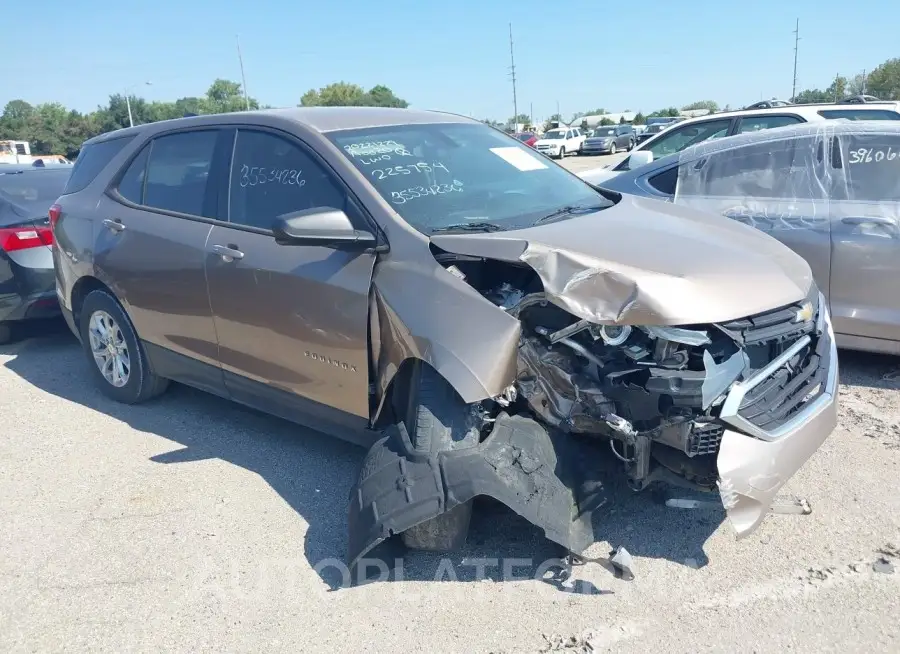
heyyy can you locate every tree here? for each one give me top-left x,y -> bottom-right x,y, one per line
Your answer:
599,117 -> 614,126
681,100 -> 719,113
542,113 -> 562,131
648,107 -> 680,118
632,111 -> 646,125
619,115 -> 626,124
867,58 -> 900,100
299,82 -> 408,107
507,113 -> 531,130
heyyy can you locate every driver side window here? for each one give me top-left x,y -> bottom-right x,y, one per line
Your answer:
228,130 -> 345,230
645,119 -> 732,160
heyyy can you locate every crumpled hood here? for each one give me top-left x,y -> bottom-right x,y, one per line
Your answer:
430,194 -> 813,326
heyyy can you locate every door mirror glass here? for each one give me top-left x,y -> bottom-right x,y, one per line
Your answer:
273,207 -> 376,250
629,150 -> 654,168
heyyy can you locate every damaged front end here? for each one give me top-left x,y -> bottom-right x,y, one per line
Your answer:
349,249 -> 838,575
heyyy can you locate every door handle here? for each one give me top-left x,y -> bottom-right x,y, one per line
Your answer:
211,244 -> 245,261
102,218 -> 125,233
841,216 -> 897,227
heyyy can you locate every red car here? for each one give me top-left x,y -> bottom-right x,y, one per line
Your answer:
514,132 -> 538,147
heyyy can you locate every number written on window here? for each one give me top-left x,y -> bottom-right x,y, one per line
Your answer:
371,162 -> 450,179
848,147 -> 900,164
238,165 -> 306,187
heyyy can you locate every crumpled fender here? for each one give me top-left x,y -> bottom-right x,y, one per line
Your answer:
347,413 -> 606,580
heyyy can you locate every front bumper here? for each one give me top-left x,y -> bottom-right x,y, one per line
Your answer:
715,296 -> 839,538
582,142 -> 613,154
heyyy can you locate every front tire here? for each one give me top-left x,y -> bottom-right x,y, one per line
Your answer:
79,289 -> 169,404
400,363 -> 480,551
557,146 -> 566,159
609,142 -> 617,155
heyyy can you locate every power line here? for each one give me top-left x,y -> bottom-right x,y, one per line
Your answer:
236,34 -> 251,111
508,23 -> 518,128
791,18 -> 800,101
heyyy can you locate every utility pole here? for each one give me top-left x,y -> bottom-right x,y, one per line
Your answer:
861,69 -> 867,95
791,18 -> 800,101
834,73 -> 840,102
236,34 -> 251,111
508,24 -> 518,130
556,99 -> 560,120
530,102 -> 533,128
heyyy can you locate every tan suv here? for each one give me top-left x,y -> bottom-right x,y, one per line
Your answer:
52,108 -> 838,575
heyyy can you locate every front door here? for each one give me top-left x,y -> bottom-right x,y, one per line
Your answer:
829,131 -> 900,343
673,134 -> 833,296
92,129 -> 224,382
205,128 -> 376,425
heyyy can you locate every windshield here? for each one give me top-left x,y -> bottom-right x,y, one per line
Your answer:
328,122 -> 612,233
542,130 -> 565,139
0,169 -> 70,216
647,124 -> 666,134
592,128 -> 616,137
515,133 -> 534,142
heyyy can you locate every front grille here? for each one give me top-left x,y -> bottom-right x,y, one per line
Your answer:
721,296 -> 831,434
687,421 -> 724,456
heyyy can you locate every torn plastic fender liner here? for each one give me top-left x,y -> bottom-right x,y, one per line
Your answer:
347,413 -> 606,580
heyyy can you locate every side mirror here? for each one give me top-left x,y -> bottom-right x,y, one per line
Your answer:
273,207 -> 377,250
627,150 -> 654,169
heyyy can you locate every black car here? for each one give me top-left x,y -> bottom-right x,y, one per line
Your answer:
635,122 -> 670,144
0,165 -> 71,343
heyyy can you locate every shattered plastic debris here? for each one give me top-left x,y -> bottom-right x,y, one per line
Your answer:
872,558 -> 894,574
609,546 -> 635,581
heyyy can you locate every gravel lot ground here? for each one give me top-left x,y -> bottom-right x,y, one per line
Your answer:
2,215 -> 899,651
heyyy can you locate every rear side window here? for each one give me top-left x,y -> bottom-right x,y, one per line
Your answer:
143,131 -> 218,217
63,136 -> 134,194
839,134 -> 900,201
818,109 -> 900,121
116,146 -> 151,204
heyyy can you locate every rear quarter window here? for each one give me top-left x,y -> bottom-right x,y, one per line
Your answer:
63,136 -> 135,195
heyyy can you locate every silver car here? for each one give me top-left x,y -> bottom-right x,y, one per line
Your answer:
597,120 -> 900,356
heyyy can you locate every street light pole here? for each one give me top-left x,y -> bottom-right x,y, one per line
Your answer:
124,81 -> 153,128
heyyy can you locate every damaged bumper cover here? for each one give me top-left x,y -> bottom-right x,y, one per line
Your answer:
348,413 -> 605,577
716,295 -> 839,537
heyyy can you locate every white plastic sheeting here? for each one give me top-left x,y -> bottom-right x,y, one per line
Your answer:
672,120 -> 900,231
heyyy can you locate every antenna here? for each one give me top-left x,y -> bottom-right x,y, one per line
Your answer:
508,23 -> 518,130
791,18 -> 800,101
236,34 -> 251,111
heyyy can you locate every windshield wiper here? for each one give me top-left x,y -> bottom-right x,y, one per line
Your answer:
533,204 -> 607,224
431,222 -> 504,234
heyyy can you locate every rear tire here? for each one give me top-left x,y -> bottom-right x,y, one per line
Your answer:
79,289 -> 169,404
400,363 -> 480,551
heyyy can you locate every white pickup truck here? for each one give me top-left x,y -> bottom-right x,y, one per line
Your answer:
534,127 -> 585,159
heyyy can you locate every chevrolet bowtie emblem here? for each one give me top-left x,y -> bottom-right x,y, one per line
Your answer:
794,301 -> 814,323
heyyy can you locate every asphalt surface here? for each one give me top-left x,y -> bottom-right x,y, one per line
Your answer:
2,198 -> 899,652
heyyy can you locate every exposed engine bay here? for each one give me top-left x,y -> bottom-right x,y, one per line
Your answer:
434,249 -> 822,494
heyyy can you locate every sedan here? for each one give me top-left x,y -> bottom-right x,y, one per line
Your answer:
514,131 -> 538,147
0,164 -> 71,343
597,120 -> 900,356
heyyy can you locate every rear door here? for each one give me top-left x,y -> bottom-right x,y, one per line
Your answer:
204,127 -> 375,425
733,113 -> 805,134
93,128 -> 227,390
828,130 -> 900,343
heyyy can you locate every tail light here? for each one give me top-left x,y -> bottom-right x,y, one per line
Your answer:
0,225 -> 54,252
48,203 -> 62,229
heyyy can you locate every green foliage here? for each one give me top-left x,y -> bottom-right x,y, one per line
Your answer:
299,82 -> 408,108
542,113 -> 562,131
599,117 -> 615,126
647,107 -> 680,118
0,79 -> 261,158
793,58 -> 900,103
632,111 -> 646,125
681,100 -> 719,112
618,115 -> 626,124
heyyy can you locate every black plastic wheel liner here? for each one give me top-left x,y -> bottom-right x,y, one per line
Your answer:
347,413 -> 607,583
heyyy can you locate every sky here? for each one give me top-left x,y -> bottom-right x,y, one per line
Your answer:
5,0 -> 899,123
